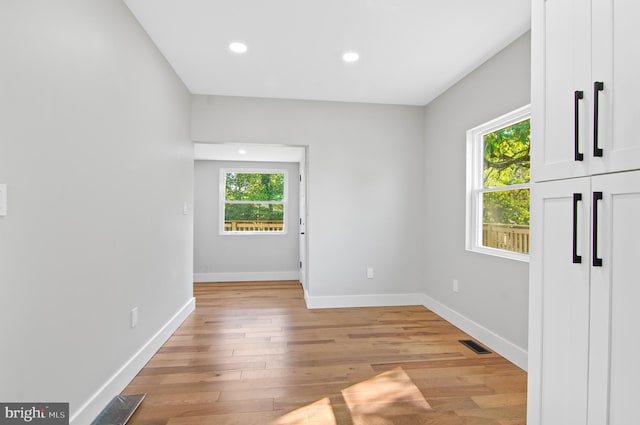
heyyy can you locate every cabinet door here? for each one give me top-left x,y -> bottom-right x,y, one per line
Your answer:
588,170 -> 640,425
591,0 -> 640,174
532,0 -> 591,182
528,177 -> 591,425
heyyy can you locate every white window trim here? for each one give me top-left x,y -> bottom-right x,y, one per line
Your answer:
465,104 -> 531,262
219,168 -> 288,236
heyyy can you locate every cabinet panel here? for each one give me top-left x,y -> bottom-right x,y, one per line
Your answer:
528,178 -> 591,425
532,0 -> 591,182
591,0 -> 640,174
588,170 -> 640,425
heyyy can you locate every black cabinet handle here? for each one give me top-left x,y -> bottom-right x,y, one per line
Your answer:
593,191 -> 603,267
574,91 -> 584,161
573,193 -> 582,263
593,82 -> 604,157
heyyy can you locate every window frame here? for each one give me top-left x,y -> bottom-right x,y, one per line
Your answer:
465,105 -> 531,262
219,168 -> 288,236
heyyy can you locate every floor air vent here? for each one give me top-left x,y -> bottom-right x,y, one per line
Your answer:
459,339 -> 492,354
91,394 -> 145,425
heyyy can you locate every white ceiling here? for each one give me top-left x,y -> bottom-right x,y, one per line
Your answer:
123,0 -> 530,106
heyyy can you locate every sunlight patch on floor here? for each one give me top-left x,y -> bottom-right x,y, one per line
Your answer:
342,367 -> 432,423
271,367 -> 431,424
270,397 -> 336,425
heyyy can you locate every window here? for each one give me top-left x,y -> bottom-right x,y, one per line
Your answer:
466,105 -> 530,261
220,169 -> 287,234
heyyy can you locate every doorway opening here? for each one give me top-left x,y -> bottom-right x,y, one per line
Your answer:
193,143 -> 308,291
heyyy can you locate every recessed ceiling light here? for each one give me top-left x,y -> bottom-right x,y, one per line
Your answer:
238,149 -> 247,155
342,51 -> 360,63
229,42 -> 248,54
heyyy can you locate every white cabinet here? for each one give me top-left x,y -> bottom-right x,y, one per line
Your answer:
528,171 -> 640,424
528,177 -> 591,425
532,0 -> 590,181
590,0 -> 640,175
530,1 -> 640,422
588,171 -> 640,425
532,0 -> 640,182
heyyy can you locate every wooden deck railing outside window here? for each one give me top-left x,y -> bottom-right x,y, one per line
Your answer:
483,223 -> 530,254
224,220 -> 284,232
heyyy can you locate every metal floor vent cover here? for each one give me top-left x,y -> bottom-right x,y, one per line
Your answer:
459,339 -> 492,354
91,394 -> 145,425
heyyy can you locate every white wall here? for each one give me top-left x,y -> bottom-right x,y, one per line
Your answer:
192,96 -> 425,304
194,160 -> 300,281
422,33 -> 531,355
0,1 -> 193,423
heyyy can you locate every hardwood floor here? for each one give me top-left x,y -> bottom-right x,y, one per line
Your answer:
124,281 -> 527,424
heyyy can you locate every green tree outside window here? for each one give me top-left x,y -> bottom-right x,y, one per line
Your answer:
223,172 -> 286,232
482,119 -> 530,227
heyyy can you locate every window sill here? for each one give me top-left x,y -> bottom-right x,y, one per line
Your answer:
467,246 -> 530,263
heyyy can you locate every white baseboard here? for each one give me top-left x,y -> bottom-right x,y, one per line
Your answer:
420,294 -> 527,371
70,297 -> 196,425
194,271 -> 299,283
303,289 -> 527,370
304,291 -> 424,309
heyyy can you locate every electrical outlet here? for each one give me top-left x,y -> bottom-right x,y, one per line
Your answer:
131,307 -> 139,328
453,279 -> 459,293
367,267 -> 374,279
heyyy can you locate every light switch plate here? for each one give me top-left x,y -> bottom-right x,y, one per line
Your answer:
131,307 -> 139,328
0,184 -> 6,216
